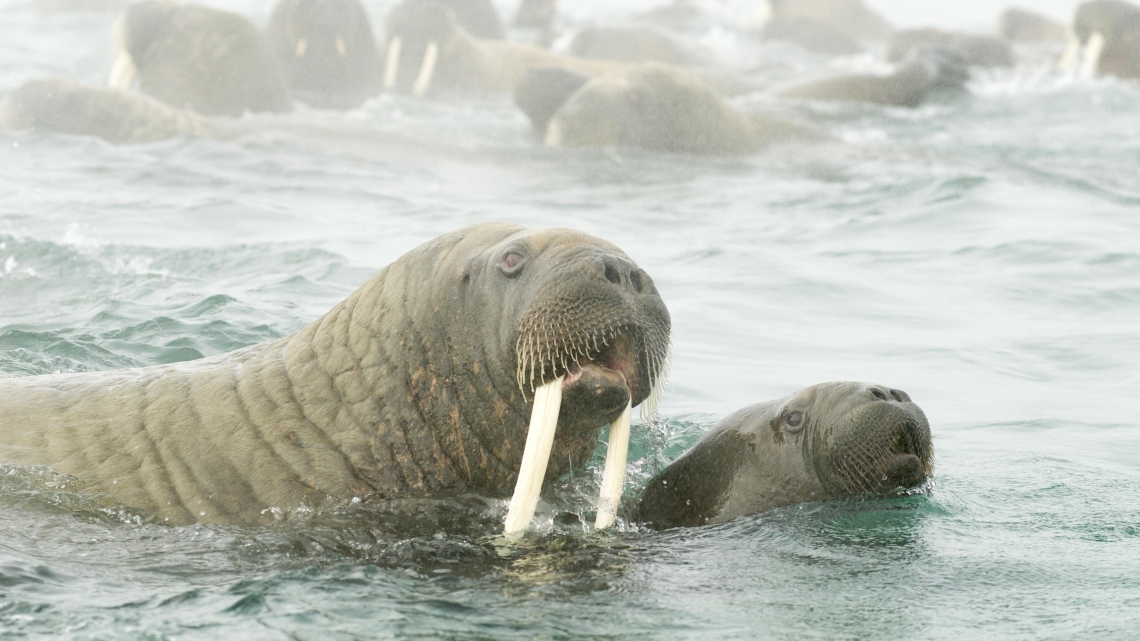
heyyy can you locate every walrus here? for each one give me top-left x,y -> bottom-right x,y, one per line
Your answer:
264,0 -> 383,109
527,63 -> 826,154
758,16 -> 864,56
567,25 -> 710,66
0,77 -> 214,143
635,382 -> 933,530
887,28 -> 1015,68
108,0 -> 292,116
0,224 -> 671,528
1064,0 -> 1140,79
997,8 -> 1068,43
779,46 -> 970,106
379,0 -> 616,96
760,0 -> 893,42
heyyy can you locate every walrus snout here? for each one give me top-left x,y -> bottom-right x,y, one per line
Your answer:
818,396 -> 933,496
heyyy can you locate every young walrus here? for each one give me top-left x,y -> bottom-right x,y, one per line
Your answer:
264,0 -> 383,109
108,0 -> 292,116
0,77 -> 213,143
0,224 -> 671,527
636,382 -> 933,530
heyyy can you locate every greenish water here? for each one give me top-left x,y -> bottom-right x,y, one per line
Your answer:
3,0 -> 1140,639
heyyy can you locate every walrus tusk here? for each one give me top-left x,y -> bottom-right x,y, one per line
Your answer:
383,37 -> 402,89
1079,31 -> 1106,79
295,38 -> 307,57
107,50 -> 137,90
594,400 -> 632,530
412,40 -> 438,97
543,120 -> 563,147
503,376 -> 564,534
335,37 -> 347,57
1058,33 -> 1080,72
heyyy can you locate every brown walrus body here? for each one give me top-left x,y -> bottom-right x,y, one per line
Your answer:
0,224 -> 670,525
636,382 -> 933,529
0,77 -> 213,143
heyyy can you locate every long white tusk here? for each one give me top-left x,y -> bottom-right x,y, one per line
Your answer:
1079,31 -> 1106,79
503,376 -> 564,535
543,119 -> 564,147
383,37 -> 402,89
107,50 -> 137,90
1058,33 -> 1080,72
295,38 -> 307,57
594,400 -> 632,530
412,40 -> 438,97
335,37 -> 347,57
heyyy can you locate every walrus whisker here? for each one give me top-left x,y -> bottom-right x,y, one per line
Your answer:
594,400 -> 632,530
383,37 -> 402,89
413,40 -> 439,97
504,376 -> 564,534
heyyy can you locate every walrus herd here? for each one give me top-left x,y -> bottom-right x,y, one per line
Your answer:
0,0 -> 1128,532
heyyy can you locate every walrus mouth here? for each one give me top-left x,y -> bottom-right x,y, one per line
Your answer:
505,317 -> 669,534
829,414 -> 934,496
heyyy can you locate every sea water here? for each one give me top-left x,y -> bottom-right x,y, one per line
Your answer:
2,0 -> 1139,638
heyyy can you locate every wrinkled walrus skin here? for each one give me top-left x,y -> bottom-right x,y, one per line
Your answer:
636,382 -> 932,530
0,223 -> 671,526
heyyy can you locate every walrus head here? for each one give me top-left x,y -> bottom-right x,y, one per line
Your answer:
380,0 -> 467,96
341,223 -> 670,501
636,382 -> 932,529
265,0 -> 382,108
1065,0 -> 1140,77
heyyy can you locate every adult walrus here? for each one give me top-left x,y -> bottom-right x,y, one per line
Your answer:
265,0 -> 383,109
636,382 -> 933,529
108,0 -> 292,116
522,64 -> 826,154
0,224 -> 671,527
0,77 -> 213,143
1066,0 -> 1140,80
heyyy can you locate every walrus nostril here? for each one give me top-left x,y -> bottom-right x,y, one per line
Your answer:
603,260 -> 622,285
870,388 -> 888,400
630,269 -> 643,293
890,389 -> 910,403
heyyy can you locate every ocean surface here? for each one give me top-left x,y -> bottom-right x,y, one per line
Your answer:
2,0 -> 1140,638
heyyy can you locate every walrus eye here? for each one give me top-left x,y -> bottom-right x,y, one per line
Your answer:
499,250 -> 527,277
785,411 -> 804,432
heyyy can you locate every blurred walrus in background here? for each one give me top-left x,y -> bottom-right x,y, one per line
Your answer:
758,16 -> 864,55
109,0 -> 292,116
1067,0 -> 1140,79
265,0 -> 382,109
636,382 -> 933,530
0,77 -> 213,143
887,28 -> 1015,68
0,223 -> 671,526
379,0 -> 615,96
761,0 -> 893,42
519,64 -> 826,154
567,24 -> 710,66
997,7 -> 1067,43
436,0 -> 505,39
780,46 -> 970,105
